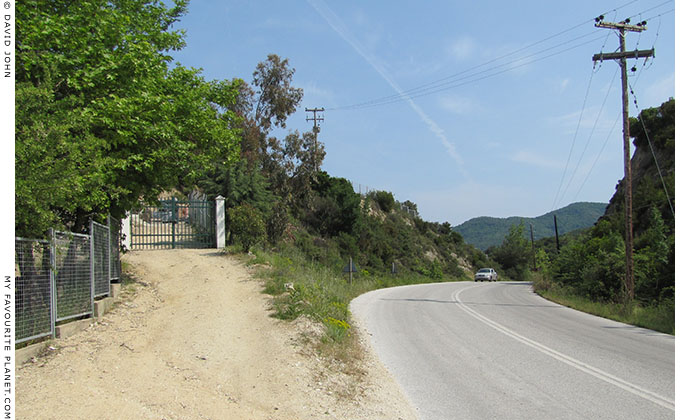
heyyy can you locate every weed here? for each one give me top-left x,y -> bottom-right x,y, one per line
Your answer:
537,285 -> 674,335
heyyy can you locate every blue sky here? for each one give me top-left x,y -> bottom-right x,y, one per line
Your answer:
170,0 -> 676,225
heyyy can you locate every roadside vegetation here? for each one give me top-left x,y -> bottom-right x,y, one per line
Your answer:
17,1 -> 673,351
15,0 -> 496,359
506,100 -> 675,335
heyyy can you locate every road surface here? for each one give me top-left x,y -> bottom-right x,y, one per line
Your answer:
351,281 -> 674,420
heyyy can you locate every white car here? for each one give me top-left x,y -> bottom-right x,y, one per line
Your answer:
474,268 -> 498,282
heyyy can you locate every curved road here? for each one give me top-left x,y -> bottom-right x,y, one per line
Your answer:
351,282 -> 674,420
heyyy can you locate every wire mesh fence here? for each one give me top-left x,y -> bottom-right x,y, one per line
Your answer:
92,221 -> 110,297
109,215 -> 121,282
15,239 -> 53,344
15,217 -> 123,345
54,231 -> 92,322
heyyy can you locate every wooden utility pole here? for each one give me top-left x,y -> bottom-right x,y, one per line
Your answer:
305,107 -> 324,134
554,215 -> 560,253
593,16 -> 654,301
530,224 -> 536,271
305,107 -> 324,171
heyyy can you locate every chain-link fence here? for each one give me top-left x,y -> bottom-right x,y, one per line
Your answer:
15,218 -> 123,345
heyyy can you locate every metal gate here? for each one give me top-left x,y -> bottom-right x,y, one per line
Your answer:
130,198 -> 215,249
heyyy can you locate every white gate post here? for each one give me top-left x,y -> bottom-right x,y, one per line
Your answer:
215,196 -> 226,249
122,212 -> 131,251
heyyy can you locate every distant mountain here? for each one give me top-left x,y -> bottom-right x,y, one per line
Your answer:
453,202 -> 607,251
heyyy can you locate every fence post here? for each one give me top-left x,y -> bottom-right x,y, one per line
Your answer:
216,196 -> 225,249
107,217 -> 112,294
49,229 -> 57,339
89,221 -> 95,317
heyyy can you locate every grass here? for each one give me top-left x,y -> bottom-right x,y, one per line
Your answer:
532,273 -> 675,335
237,243 -> 467,358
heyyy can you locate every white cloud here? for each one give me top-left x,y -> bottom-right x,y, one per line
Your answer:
299,81 -> 333,102
559,78 -> 570,93
449,36 -> 475,61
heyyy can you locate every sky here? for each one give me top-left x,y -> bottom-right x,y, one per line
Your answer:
169,0 -> 676,225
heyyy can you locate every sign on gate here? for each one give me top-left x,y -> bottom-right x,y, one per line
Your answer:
130,197 -> 215,249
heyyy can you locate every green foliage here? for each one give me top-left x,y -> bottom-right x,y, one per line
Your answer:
255,237 -> 472,349
533,99 -> 674,331
228,204 -> 266,252
630,98 -> 674,152
15,0 -> 241,236
454,202 -> 607,251
536,280 -> 674,335
372,191 -> 396,213
266,201 -> 290,245
306,172 -> 361,237
199,159 -> 274,216
633,207 -> 673,304
488,222 -> 531,281
251,54 -> 304,132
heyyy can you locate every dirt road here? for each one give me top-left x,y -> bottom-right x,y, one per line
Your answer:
17,249 -> 416,419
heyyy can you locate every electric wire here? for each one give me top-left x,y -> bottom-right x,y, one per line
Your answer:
554,67 -> 619,209
328,27 -> 595,110
569,6 -> 672,204
572,112 -> 621,202
550,66 -> 597,211
628,84 -> 675,217
334,33 -> 608,111
552,2 -> 672,208
327,0 -> 646,112
570,60 -> 645,203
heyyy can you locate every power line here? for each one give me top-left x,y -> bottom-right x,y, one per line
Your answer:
571,43 -> 648,203
572,111 -> 621,202
325,0 -> 659,112
329,26 -> 596,111
565,6 -> 672,204
333,33 -> 608,111
628,85 -> 675,217
591,16 -> 654,302
554,67 -> 619,210
551,66 -> 597,212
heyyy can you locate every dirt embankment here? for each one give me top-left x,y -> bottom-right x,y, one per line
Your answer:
17,249 -> 416,420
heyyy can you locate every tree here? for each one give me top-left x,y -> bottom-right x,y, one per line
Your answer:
372,191 -> 395,213
489,222 -> 531,280
15,0 -> 241,237
306,172 -> 361,237
634,206 -> 672,303
252,54 -> 304,133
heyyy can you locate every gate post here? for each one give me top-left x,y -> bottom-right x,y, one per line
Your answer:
216,196 -> 225,249
122,212 -> 131,251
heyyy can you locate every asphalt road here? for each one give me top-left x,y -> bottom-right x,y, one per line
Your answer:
351,281 -> 675,420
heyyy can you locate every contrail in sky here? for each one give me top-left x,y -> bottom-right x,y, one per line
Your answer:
307,0 -> 468,178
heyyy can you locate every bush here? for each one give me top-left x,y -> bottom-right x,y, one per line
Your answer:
373,190 -> 395,213
228,203 -> 266,252
266,201 -> 289,244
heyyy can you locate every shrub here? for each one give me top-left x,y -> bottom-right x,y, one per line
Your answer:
373,190 -> 396,213
228,203 -> 267,252
266,201 -> 289,244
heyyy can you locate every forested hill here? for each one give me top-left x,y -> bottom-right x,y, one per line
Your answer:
452,202 -> 607,251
